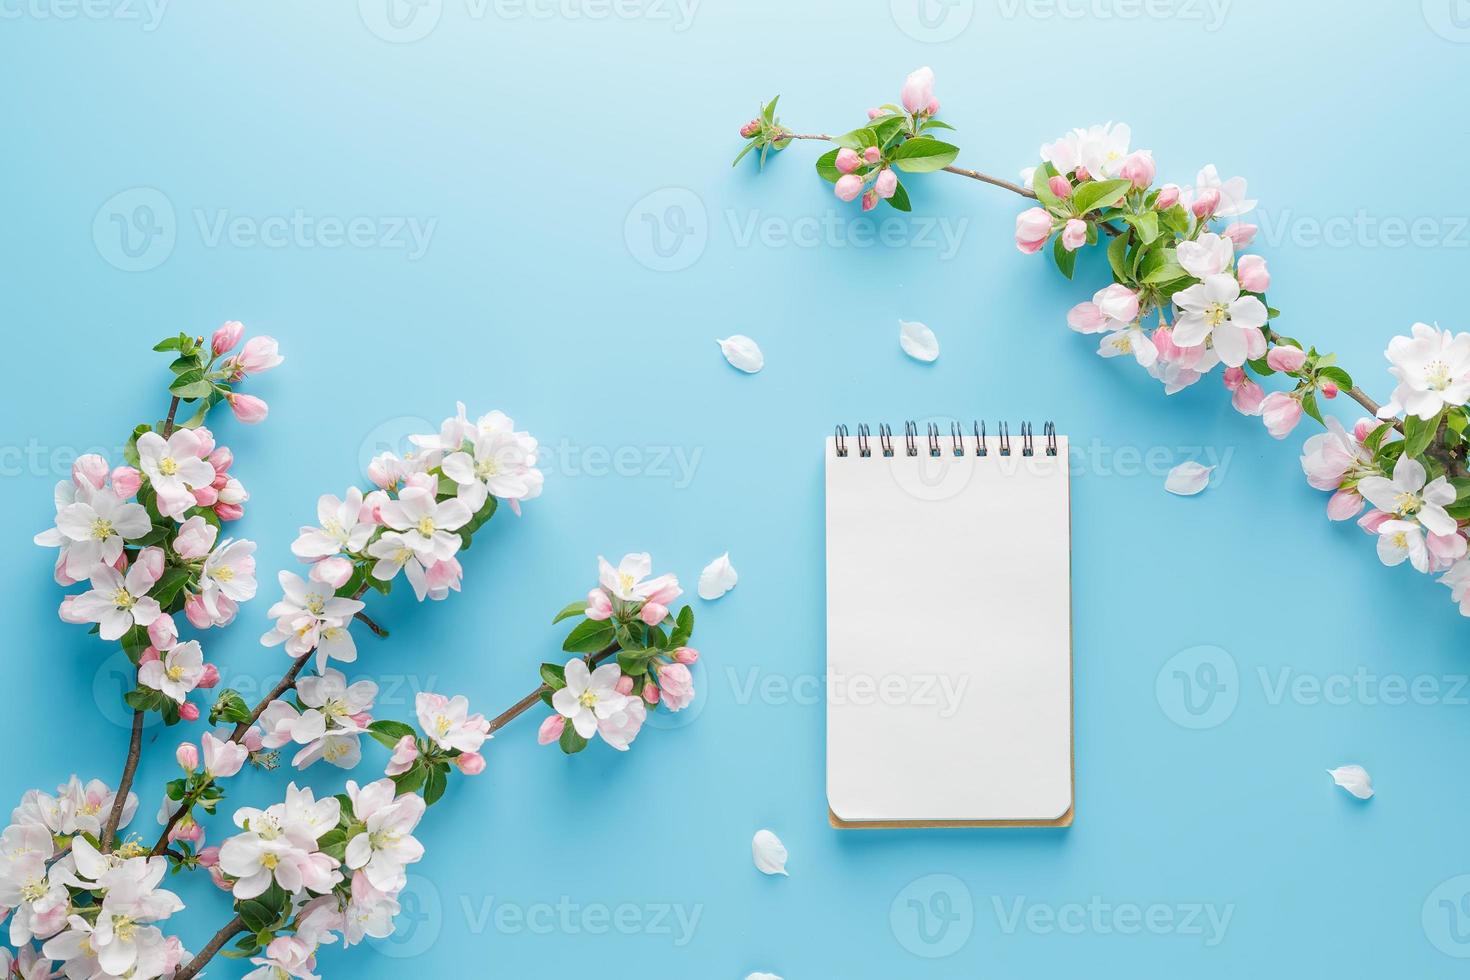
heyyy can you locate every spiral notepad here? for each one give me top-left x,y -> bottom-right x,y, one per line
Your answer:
825,421 -> 1073,829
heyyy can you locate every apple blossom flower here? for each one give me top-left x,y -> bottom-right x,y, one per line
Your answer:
1377,519 -> 1430,572
225,335 -> 283,377
138,639 -> 205,703
202,731 -> 248,778
415,692 -> 491,754
243,935 -> 318,980
68,550 -> 165,640
268,669 -> 378,770
1176,232 -> 1234,280
293,487 -> 374,560
900,66 -> 935,115
834,174 -> 862,202
1097,322 -> 1158,367
378,486 -> 472,565
1190,187 -> 1221,219
1429,531 -> 1469,573
261,570 -> 365,669
1067,283 -> 1141,335
219,784 -> 341,899
1190,164 -> 1256,218
1118,150 -> 1155,189
1260,391 -> 1304,439
1172,274 -> 1269,368
211,320 -> 244,355
135,429 -> 217,519
385,734 -> 419,776
1300,417 -> 1373,491
1357,454 -> 1458,537
1222,223 -> 1257,247
551,660 -> 629,739
1442,560 -> 1470,615
1014,207 -> 1053,254
1376,322 -> 1470,421
227,392 -> 269,423
342,870 -> 400,946
344,778 -> 425,893
440,414 -> 543,512
1327,489 -> 1364,521
1237,254 -> 1270,293
177,742 -> 199,771
597,697 -> 646,751
38,484 -> 150,581
1148,339 -> 1220,395
200,537 -> 257,623
1222,366 -> 1265,415
655,661 -> 696,711
586,588 -> 613,620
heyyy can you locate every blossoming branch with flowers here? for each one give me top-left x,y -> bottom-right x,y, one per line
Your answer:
4,330 -> 703,980
734,67 -> 1470,620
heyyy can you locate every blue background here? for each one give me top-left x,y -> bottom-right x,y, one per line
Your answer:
3,0 -> 1470,975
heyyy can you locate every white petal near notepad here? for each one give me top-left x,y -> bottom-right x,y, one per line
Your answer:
898,320 -> 939,362
1165,461 -> 1214,496
717,335 -> 764,373
751,829 -> 788,875
698,553 -> 738,600
1328,765 -> 1374,800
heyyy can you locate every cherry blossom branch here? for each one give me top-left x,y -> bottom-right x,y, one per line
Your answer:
172,915 -> 245,980
353,609 -> 389,637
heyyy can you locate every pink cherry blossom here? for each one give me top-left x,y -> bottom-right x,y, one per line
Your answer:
656,662 -> 695,711
1119,150 -> 1155,189
835,147 -> 860,174
1261,392 -> 1304,439
1061,218 -> 1087,252
1015,207 -> 1053,254
875,168 -> 898,199
1266,344 -> 1306,373
211,321 -> 244,356
537,714 -> 565,745
900,66 -> 935,114
834,174 -> 863,202
1155,184 -> 1181,209
1327,489 -> 1364,521
228,393 -> 269,424
1237,254 -> 1271,293
1048,175 -> 1072,199
1223,223 -> 1258,247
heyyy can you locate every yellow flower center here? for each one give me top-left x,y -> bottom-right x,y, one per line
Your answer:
90,517 -> 115,541
1425,360 -> 1452,391
212,565 -> 235,582
158,457 -> 179,477
618,572 -> 636,594
475,457 -> 499,479
416,516 -> 436,537
112,588 -> 135,610
1204,303 -> 1228,327
306,595 -> 325,615
260,852 -> 279,870
1393,491 -> 1421,517
578,689 -> 599,709
166,664 -> 184,681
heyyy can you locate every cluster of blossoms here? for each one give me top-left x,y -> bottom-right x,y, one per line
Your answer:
0,776 -> 194,979
13,344 -> 706,978
735,69 -> 1470,620
537,553 -> 699,754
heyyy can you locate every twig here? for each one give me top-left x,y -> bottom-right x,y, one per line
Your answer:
354,610 -> 389,638
486,643 -> 620,735
172,915 -> 246,980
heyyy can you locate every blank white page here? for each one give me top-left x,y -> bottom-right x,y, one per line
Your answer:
825,431 -> 1072,826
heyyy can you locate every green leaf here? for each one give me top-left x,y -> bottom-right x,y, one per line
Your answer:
1070,179 -> 1131,215
169,369 -> 214,400
833,127 -> 877,151
367,719 -> 416,749
1317,366 -> 1353,389
392,765 -> 427,795
150,567 -> 192,609
551,601 -> 588,625
1301,390 -> 1324,425
539,662 -> 567,689
124,687 -> 169,714
1052,234 -> 1077,280
889,138 -> 959,173
153,335 -> 186,353
1127,211 -> 1159,244
1032,165 -> 1062,211
921,118 -> 956,131
1160,204 -> 1191,235
884,181 -> 912,213
1364,422 -> 1394,454
814,148 -> 841,184
871,114 -> 908,146
730,141 -> 756,168
1106,233 -> 1129,282
669,605 -> 694,649
617,650 -> 651,676
562,618 -> 615,654
761,95 -> 778,124
423,764 -> 448,806
1139,248 -> 1187,285
559,723 -> 589,754
208,689 -> 252,726
1404,409 -> 1444,459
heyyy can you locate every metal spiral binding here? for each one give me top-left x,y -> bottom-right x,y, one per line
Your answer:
831,420 -> 1059,458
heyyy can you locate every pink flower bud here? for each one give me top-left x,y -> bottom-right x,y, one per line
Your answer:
1327,489 -> 1364,521
834,174 -> 863,203
1047,175 -> 1072,199
384,734 -> 418,775
235,336 -> 282,375
179,702 -> 200,722
197,664 -> 220,689
59,595 -> 87,624
184,594 -> 213,630
1236,254 -> 1270,293
242,726 -> 264,752
1061,218 -> 1087,252
139,646 -> 160,665
738,118 -> 760,139
134,546 -> 165,582
208,446 -> 234,474
642,684 -> 660,705
454,751 -> 486,775
615,675 -> 634,695
1014,207 -> 1053,254
874,168 -> 898,200
197,846 -> 220,868
1222,223 -> 1258,247
216,477 -> 247,504
1353,419 -> 1375,442
673,647 -> 699,665
1191,188 -> 1221,219
110,466 -> 142,498
866,107 -> 881,120
190,427 -> 216,456
1358,509 -> 1392,535
1266,344 -> 1306,373
169,817 -> 202,844
147,614 -> 178,651
72,454 -> 109,490
585,589 -> 612,621
834,147 -> 861,174
213,502 -> 244,522
192,485 -> 219,507
176,743 -> 199,771
639,601 -> 668,626
173,517 -> 215,560
860,189 -> 879,212
1232,379 -> 1265,416
926,98 -> 940,114
1118,150 -> 1155,189
863,145 -> 881,165
309,556 -> 354,589
537,714 -> 565,745
1260,392 -> 1304,439
901,66 -> 935,115
1155,184 -> 1181,209
227,393 -> 269,424
1321,381 -> 1339,399
211,321 -> 244,356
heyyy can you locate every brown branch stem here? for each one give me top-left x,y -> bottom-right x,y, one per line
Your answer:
172,916 -> 245,980
354,610 -> 389,637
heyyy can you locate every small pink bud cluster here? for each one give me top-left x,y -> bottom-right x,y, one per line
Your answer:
739,118 -> 761,139
833,144 -> 900,212
210,322 -> 282,423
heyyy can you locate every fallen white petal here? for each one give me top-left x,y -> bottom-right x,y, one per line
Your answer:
1165,461 -> 1214,496
698,552 -> 738,601
899,320 -> 939,362
746,974 -> 783,980
717,335 -> 764,373
752,828 -> 788,876
1327,765 -> 1374,800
